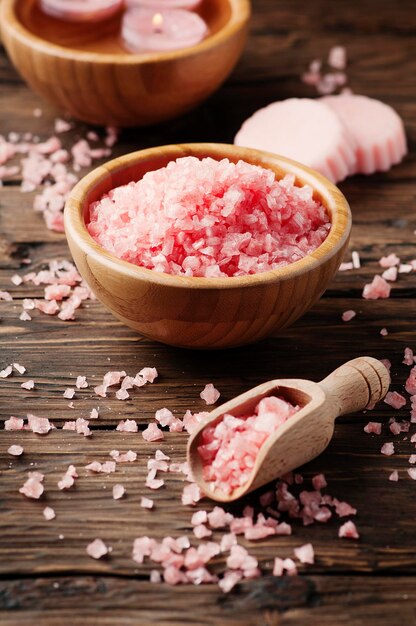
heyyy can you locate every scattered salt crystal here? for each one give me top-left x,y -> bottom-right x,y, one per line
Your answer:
86,461 -> 116,473
389,470 -> 399,482
110,450 -> 137,463
200,384 -> 221,405
27,414 -> 53,434
116,388 -> 130,400
407,468 -> 416,480
333,500 -> 357,517
19,311 -> 32,321
155,450 -> 170,461
13,363 -> 26,374
5,416 -> 24,430
380,328 -> 388,336
379,253 -> 400,268
0,291 -> 13,301
141,497 -> 154,509
282,558 -> 298,575
0,365 -> 13,378
381,442 -> 395,456
362,275 -> 391,300
312,474 -> 327,490
382,267 -> 398,281
403,347 -> 414,366
399,264 -> 413,273
113,484 -> 125,500
193,524 -> 212,539
21,380 -> 35,390
294,543 -> 314,564
137,367 -> 158,383
384,391 -> 406,409
150,570 -> 161,583
19,471 -> 44,499
342,309 -> 356,322
218,571 -> 242,593
11,274 -> 23,286
273,557 -> 284,576
43,506 -> 56,520
8,444 -> 24,456
364,422 -> 382,435
409,455 -> 416,464
328,46 -> 346,70
142,423 -> 164,442
116,419 -> 138,432
86,538 -> 109,559
90,408 -> 99,419
58,465 -> 78,490
351,251 -> 360,269
63,388 -> 75,399
76,375 -> 88,389
338,520 -> 359,539
339,262 -> 353,271
191,511 -> 208,526
405,368 -> 416,395
54,119 -> 73,133
182,483 -> 202,506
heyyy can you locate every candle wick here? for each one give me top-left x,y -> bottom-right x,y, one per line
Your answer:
152,13 -> 164,34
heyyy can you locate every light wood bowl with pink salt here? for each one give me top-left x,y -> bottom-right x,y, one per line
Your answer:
188,357 -> 390,502
0,0 -> 250,127
64,143 -> 351,349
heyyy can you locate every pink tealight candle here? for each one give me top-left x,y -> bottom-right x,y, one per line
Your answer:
39,0 -> 124,22
121,7 -> 208,53
126,0 -> 202,9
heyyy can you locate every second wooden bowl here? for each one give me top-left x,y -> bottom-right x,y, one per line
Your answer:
0,0 -> 250,127
64,143 -> 351,349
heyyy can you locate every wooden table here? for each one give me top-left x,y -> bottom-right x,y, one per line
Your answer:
1,1 -> 415,624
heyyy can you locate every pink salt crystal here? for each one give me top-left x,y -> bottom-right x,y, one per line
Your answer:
328,46 -> 346,70
90,408 -> 99,419
0,291 -> 13,301
399,264 -> 413,273
141,497 -> 154,509
21,380 -> 35,390
389,421 -> 402,436
334,500 -> 357,517
409,455 -> 416,464
273,557 -> 284,576
405,368 -> 416,395
86,461 -> 116,473
339,262 -> 353,271
5,416 -> 24,430
142,423 -> 164,442
63,388 -> 75,399
44,284 -> 71,301
0,365 -> 13,378
132,536 -> 156,563
116,389 -> 130,400
200,384 -> 220,405
43,506 -> 56,520
137,367 -> 158,383
382,267 -> 398,281
155,449 -> 170,461
218,571 -> 242,593
155,408 -> 175,427
294,543 -> 314,565
76,375 -> 88,389
380,328 -> 388,336
191,511 -> 208,526
19,471 -> 44,499
362,275 -> 391,300
145,470 -> 165,490
207,506 -> 233,529
379,253 -> 400,268
182,483 -> 202,506
381,442 -> 395,456
54,119 -> 73,133
13,363 -> 26,375
244,524 -> 275,541
116,419 -> 138,432
384,391 -> 406,409
163,566 -> 186,586
312,473 -> 327,490
110,450 -> 137,463
27,414 -> 53,434
364,421 -> 382,435
58,465 -> 78,490
351,251 -> 360,269
62,421 -> 76,431
338,520 -> 359,539
407,468 -> 416,480
282,558 -> 298,576
113,484 -> 125,500
193,524 -> 212,539
75,418 -> 91,436
150,570 -> 161,583
20,311 -> 32,321
275,522 -> 292,535
86,539 -> 108,560
34,299 -> 60,315
389,470 -> 399,482
23,298 -> 35,310
342,309 -> 356,322
8,444 -> 24,456
403,347 -> 414,366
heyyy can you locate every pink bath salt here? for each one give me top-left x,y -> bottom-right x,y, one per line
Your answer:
364,421 -> 382,435
90,408 -> 99,419
5,416 -> 24,430
75,418 -> 91,436
339,262 -> 353,271
274,522 -> 292,535
244,523 -> 275,541
147,458 -> 169,472
312,474 -> 327,490
21,380 -> 35,390
333,499 -> 357,517
20,311 -> 32,321
146,470 -> 165,490
273,557 -> 285,576
103,370 -> 126,389
294,543 -> 315,565
281,558 -> 298,576
34,299 -> 60,315
19,471 -> 44,499
207,507 -> 234,529
200,384 -> 221,405
380,328 -> 388,337
75,375 -> 88,389
405,368 -> 416,395
321,94 -> 407,175
88,157 -> 331,278
116,389 -> 130,401
86,461 -> 116,473
116,419 -> 138,432
23,298 -> 35,310
141,497 -> 154,509
193,524 -> 212,539
43,506 -> 56,520
137,367 -> 158,383
86,538 -> 109,560
342,309 -> 356,322
198,395 -> 299,495
94,385 -> 107,398
62,421 -> 76,431
407,468 -> 416,480
399,263 -> 413,274
403,348 -> 414,366
182,483 -> 203,506
0,365 -> 13,378
381,442 -> 395,456
362,275 -> 391,300
44,284 -> 71,301
183,410 -> 209,434
235,99 -> 356,183
339,520 -> 360,539
8,444 -> 24,456
155,450 -> 170,462
382,267 -> 398,282
379,253 -> 400,268
163,566 -> 187,586
328,46 -> 347,70
191,511 -> 208,526
150,570 -> 161,583
169,418 -> 184,432
11,274 -> 23,286
27,414 -> 53,434
63,388 -> 75,399
409,455 -> 416,464
54,118 -> 73,133
58,465 -> 78,490
113,484 -> 125,500
142,423 -> 164,442
384,391 -> 406,409
110,450 -> 137,463
0,291 -> 13,301
12,363 -> 26,377
218,570 -> 243,593
132,536 -> 156,563
155,408 -> 175,427
389,470 -> 399,482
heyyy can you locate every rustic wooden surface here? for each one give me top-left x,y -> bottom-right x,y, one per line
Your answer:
1,0 -> 416,624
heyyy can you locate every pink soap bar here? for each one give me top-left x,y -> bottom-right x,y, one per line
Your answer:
121,7 -> 208,53
321,94 -> 407,175
234,98 -> 357,183
40,0 -> 124,22
127,0 -> 202,8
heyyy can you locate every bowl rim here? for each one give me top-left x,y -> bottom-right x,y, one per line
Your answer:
64,142 -> 352,291
1,0 -> 251,65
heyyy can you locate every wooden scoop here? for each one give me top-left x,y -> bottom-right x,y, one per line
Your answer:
187,357 -> 390,503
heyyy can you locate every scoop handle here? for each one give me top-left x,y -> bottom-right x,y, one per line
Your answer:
319,356 -> 390,418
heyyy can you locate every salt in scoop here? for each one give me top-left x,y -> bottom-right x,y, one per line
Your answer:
187,357 -> 390,503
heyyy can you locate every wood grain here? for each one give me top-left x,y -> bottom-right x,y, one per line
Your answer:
1,0 -> 416,623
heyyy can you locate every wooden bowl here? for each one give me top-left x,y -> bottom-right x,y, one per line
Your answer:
0,0 -> 250,127
64,143 -> 351,349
